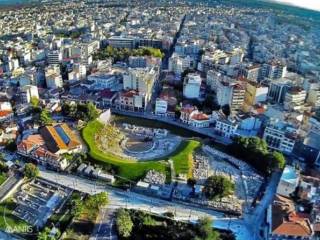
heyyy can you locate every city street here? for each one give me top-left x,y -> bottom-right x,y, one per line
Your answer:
90,208 -> 117,240
39,169 -> 253,239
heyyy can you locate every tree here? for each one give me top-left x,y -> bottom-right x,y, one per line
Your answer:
24,163 -> 39,179
86,102 -> 99,121
88,192 -> 109,208
61,102 -> 77,118
196,217 -> 220,240
71,196 -> 84,218
187,178 -> 197,187
174,105 -> 181,119
116,209 -> 133,238
221,104 -> 231,116
37,227 -> 60,240
203,175 -> 234,200
39,109 -> 53,125
268,151 -> 286,171
228,136 -> 283,175
4,140 -> 17,152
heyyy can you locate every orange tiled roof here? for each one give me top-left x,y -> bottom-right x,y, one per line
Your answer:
191,113 -> 209,121
0,110 -> 13,117
272,195 -> 313,237
40,124 -> 81,153
17,134 -> 45,152
34,146 -> 59,160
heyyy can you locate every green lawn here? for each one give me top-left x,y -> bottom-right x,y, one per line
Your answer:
0,199 -> 30,232
170,140 -> 200,178
82,120 -> 201,182
82,120 -> 169,181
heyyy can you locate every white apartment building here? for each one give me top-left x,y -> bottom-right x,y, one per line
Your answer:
261,61 -> 287,80
21,85 -> 39,103
207,70 -> 229,90
183,73 -> 201,99
284,88 -> 306,112
241,65 -> 261,82
88,73 -> 118,90
307,88 -> 320,108
155,98 -> 168,115
8,58 -> 19,71
123,67 -> 158,103
263,121 -> 297,154
45,65 -> 63,89
214,117 -> 238,138
169,53 -> 195,76
47,50 -> 62,65
217,82 -> 246,111
46,74 -> 63,89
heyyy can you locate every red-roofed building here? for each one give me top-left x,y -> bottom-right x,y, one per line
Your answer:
180,105 -> 212,128
99,89 -> 118,107
17,134 -> 67,170
267,195 -> 313,240
117,90 -> 146,111
0,110 -> 13,122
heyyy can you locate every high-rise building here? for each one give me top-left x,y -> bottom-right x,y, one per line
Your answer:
284,87 -> 306,112
307,88 -> 320,108
241,64 -> 261,82
267,78 -> 293,103
183,73 -> 202,99
261,61 -> 287,80
123,67 -> 158,103
244,81 -> 268,111
45,65 -> 63,89
47,50 -> 62,65
263,120 -> 297,154
21,85 -> 39,103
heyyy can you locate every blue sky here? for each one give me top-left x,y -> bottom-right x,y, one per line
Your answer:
270,0 -> 320,11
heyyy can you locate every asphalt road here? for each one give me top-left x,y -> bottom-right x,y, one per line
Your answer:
90,208 -> 117,240
0,173 -> 22,202
39,169 -> 253,240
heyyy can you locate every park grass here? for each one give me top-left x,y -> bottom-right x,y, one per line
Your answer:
170,140 -> 200,178
82,120 -> 201,182
0,199 -> 30,232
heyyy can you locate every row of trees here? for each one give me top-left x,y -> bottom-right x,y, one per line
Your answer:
115,209 -> 222,240
93,46 -> 164,62
72,192 -> 109,221
61,102 -> 99,122
228,136 -> 286,175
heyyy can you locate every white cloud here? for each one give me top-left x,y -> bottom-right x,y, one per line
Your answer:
271,0 -> 320,11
